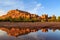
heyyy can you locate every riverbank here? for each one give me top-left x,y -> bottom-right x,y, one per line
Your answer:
0,22 -> 60,28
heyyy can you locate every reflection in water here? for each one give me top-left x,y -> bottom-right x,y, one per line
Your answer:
0,27 -> 60,40
0,27 -> 59,37
52,28 -> 56,32
41,28 -> 48,32
0,27 -> 38,37
0,30 -> 7,36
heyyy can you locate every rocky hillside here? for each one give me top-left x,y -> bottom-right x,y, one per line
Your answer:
0,9 -> 39,19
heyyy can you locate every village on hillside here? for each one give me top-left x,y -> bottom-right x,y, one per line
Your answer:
0,9 -> 60,22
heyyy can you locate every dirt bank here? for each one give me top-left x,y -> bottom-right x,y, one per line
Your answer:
0,22 -> 60,28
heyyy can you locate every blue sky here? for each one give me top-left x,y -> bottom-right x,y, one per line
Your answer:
0,0 -> 60,16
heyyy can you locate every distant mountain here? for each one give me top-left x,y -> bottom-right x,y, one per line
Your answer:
0,9 -> 39,19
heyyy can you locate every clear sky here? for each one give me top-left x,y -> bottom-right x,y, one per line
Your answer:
0,0 -> 60,16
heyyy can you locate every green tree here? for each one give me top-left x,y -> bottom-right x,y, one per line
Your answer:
30,18 -> 38,22
4,17 -> 12,22
50,15 -> 56,22
57,16 -> 60,22
0,18 -> 3,21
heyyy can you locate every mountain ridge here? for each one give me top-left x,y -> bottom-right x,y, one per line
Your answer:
0,9 -> 39,19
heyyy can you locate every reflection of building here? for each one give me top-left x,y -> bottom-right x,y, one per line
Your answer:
41,28 -> 48,32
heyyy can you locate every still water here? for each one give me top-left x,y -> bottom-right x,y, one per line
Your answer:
0,28 -> 60,40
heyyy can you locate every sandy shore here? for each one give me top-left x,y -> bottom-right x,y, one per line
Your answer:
0,22 -> 60,28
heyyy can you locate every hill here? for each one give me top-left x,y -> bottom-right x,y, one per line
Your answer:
0,9 -> 39,19
0,9 -> 40,22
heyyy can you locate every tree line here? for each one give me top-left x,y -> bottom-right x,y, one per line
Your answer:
0,15 -> 60,22
0,16 -> 39,22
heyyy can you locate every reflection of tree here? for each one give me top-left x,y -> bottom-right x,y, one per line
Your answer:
41,28 -> 48,32
52,28 -> 56,32
0,27 -> 59,37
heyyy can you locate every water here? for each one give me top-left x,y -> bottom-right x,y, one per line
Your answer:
0,28 -> 60,40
